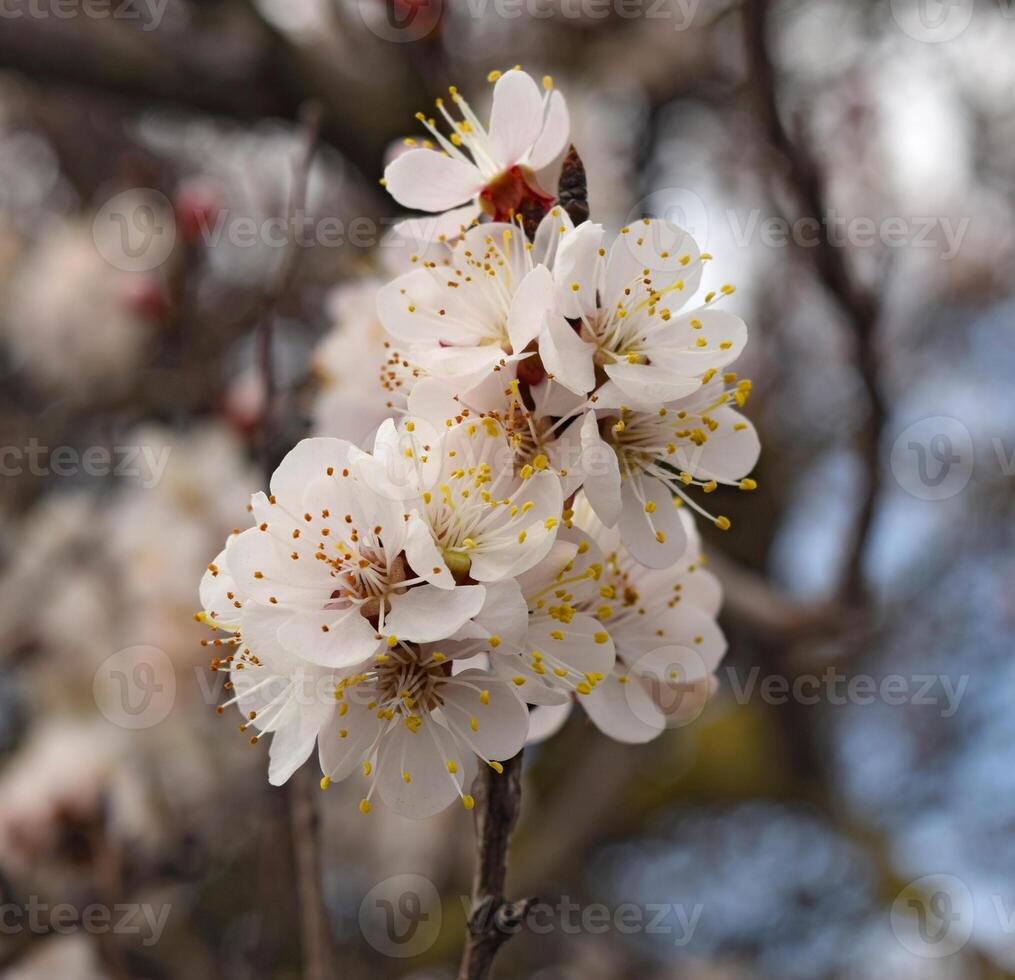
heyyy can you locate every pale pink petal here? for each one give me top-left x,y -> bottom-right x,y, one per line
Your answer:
488,70 -> 545,169
384,149 -> 484,212
527,90 -> 570,171
507,265 -> 555,354
526,702 -> 573,744
384,584 -> 487,643
277,608 -> 382,669
441,671 -> 530,762
539,314 -> 596,394
404,511 -> 455,589
618,475 -> 688,569
581,670 -> 664,744
555,221 -> 603,318
578,412 -> 622,527
376,721 -> 471,818
603,360 -> 701,406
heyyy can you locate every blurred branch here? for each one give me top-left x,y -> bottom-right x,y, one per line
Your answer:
743,0 -> 887,604
0,2 -> 381,178
256,99 -> 322,474
251,102 -> 336,980
707,550 -> 844,641
459,752 -> 534,980
289,768 -> 335,980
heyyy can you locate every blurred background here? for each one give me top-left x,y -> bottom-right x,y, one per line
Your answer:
0,0 -> 1013,977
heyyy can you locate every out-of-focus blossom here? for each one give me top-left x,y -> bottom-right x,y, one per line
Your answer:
0,222 -> 156,402
0,720 -> 154,883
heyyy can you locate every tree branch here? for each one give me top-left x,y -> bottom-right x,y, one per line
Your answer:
459,751 -> 534,980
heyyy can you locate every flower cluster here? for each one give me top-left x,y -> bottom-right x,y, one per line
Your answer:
198,69 -> 760,818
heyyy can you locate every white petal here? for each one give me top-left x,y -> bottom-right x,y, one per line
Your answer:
488,70 -> 545,169
441,670 -> 530,762
670,407 -> 760,483
376,720 -> 471,818
527,89 -> 570,171
409,345 -> 507,389
226,526 -> 331,609
631,607 -> 726,678
603,360 -> 701,405
277,607 -> 382,669
525,611 -> 616,687
554,221 -> 604,318
319,697 -> 383,783
468,472 -> 563,581
376,267 -> 466,345
267,699 -> 334,786
680,567 -> 723,618
389,204 -> 480,252
605,219 -> 702,307
451,579 -> 529,650
507,265 -> 555,354
406,378 -> 463,428
404,510 -> 455,589
383,149 -> 483,212
618,476 -> 688,569
577,412 -> 622,527
531,206 -> 574,268
270,437 -> 356,505
385,584 -> 487,643
526,702 -> 573,744
664,309 -> 748,370
200,547 -> 242,630
581,670 -> 664,744
539,314 -> 596,395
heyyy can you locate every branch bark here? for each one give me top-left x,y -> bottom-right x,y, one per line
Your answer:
458,751 -> 533,980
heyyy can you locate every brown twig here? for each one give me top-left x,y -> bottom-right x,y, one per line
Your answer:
458,751 -> 534,980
